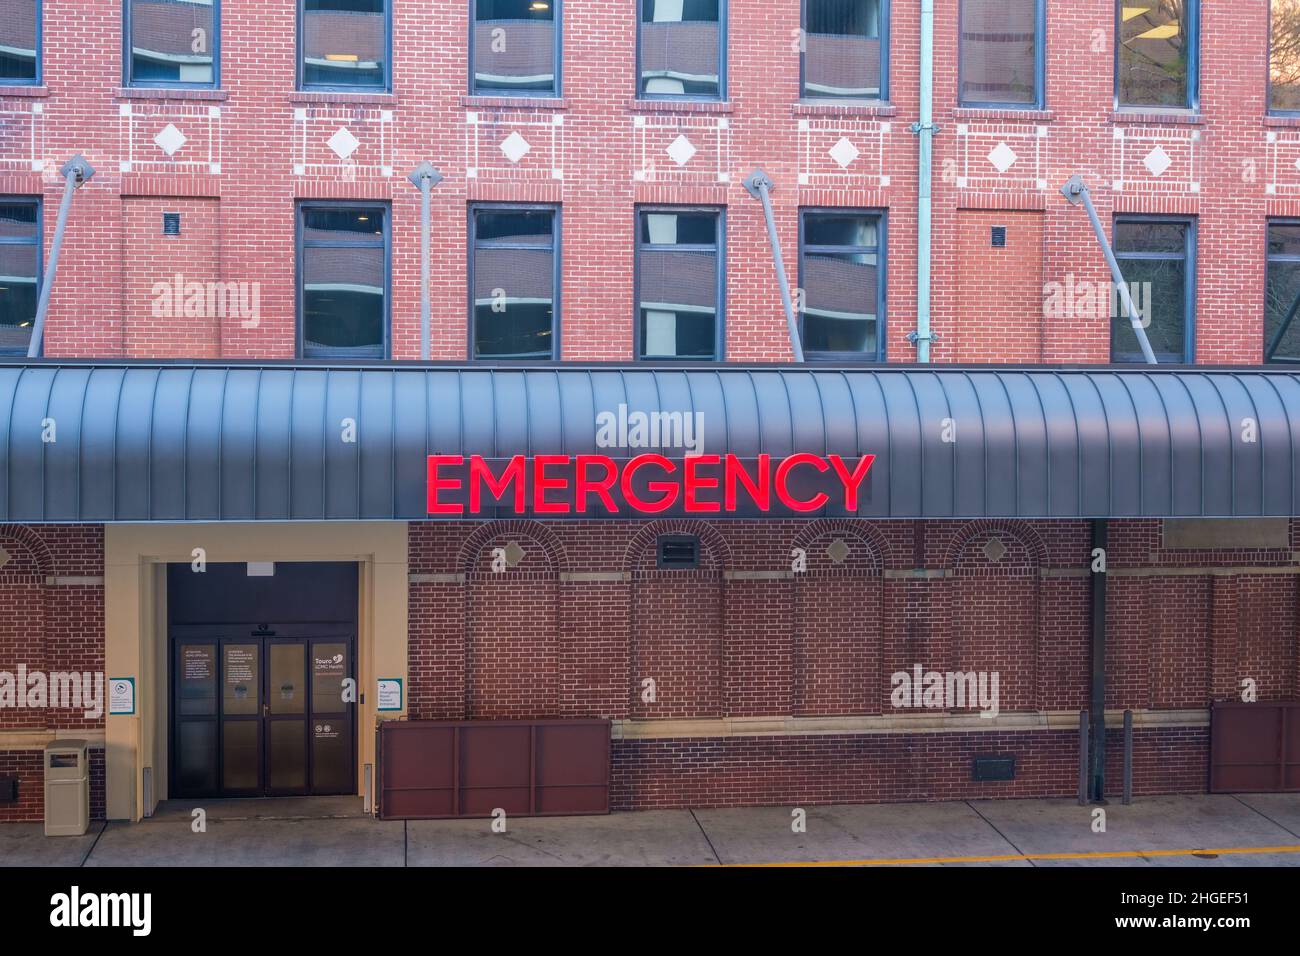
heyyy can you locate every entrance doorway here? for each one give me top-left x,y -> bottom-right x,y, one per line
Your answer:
167,563 -> 358,799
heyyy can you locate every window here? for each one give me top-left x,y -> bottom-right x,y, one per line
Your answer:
636,208 -> 723,360
802,0 -> 886,101
126,0 -> 217,87
1272,0 -> 1300,113
1111,218 -> 1194,364
1116,0 -> 1197,109
958,0 -> 1042,107
1266,222 -> 1300,362
300,0 -> 388,90
638,0 -> 724,99
469,205 -> 559,360
0,0 -> 40,84
0,200 -> 39,356
298,204 -> 389,359
472,0 -> 559,96
798,210 -> 884,360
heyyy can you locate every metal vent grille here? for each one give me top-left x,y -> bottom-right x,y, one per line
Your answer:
656,534 -> 701,569
162,212 -> 181,236
991,226 -> 1006,248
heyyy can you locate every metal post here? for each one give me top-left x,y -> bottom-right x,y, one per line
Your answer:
27,154 -> 95,358
1078,709 -> 1089,805
407,162 -> 444,362
1089,518 -> 1109,802
1060,174 -> 1157,366
1122,709 -> 1133,805
743,169 -> 803,363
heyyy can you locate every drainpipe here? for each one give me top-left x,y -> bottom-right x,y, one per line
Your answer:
908,0 -> 937,362
743,168 -> 804,362
1061,175 -> 1157,365
27,155 -> 96,358
407,162 -> 444,361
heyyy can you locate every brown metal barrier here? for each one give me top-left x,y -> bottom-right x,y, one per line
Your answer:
1210,701 -> 1300,792
377,718 -> 610,819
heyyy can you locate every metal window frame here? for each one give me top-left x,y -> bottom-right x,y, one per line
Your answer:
469,0 -> 563,98
634,205 -> 726,362
635,0 -> 727,102
124,0 -> 221,89
295,200 -> 392,360
797,207 -> 887,362
1268,0 -> 1300,116
467,202 -> 562,362
1,0 -> 42,86
296,0 -> 392,93
0,196 -> 42,357
956,0 -> 1044,110
1111,214 -> 1197,365
798,0 -> 890,103
1113,0 -> 1200,111
1265,218 -> 1300,362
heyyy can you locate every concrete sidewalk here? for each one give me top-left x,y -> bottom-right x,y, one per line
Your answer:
2,793 -> 1299,867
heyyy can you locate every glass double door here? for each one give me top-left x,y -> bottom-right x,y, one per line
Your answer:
172,633 -> 355,798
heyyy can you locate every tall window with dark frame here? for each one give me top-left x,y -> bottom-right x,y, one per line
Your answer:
638,0 -> 723,98
300,0 -> 388,90
1111,218 -> 1193,364
1266,222 -> 1300,362
799,211 -> 883,359
958,0 -> 1040,107
1272,0 -> 1300,113
802,0 -> 885,101
0,0 -> 40,83
472,0 -> 558,95
0,201 -> 39,356
126,0 -> 217,86
1116,0 -> 1196,109
636,209 -> 722,360
298,205 -> 388,359
470,206 -> 558,360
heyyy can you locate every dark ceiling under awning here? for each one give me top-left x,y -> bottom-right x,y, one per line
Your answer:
1,361 -> 1298,522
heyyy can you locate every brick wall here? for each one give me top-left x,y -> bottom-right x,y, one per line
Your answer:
0,0 -> 1280,365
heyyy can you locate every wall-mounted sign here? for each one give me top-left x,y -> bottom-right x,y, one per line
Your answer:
427,453 -> 876,517
108,677 -> 136,716
377,678 -> 403,712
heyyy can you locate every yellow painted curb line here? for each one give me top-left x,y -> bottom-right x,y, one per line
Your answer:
714,844 -> 1300,867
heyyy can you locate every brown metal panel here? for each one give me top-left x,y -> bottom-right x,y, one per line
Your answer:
378,718 -> 610,819
1210,701 -> 1300,793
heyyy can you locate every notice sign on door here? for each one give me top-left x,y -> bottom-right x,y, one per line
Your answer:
108,677 -> 135,716
377,678 -> 403,712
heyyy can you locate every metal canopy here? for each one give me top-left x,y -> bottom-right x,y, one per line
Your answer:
1,361 -> 1298,522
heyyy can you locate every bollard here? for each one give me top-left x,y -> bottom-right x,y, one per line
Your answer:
1078,709 -> 1089,805
1122,709 -> 1133,805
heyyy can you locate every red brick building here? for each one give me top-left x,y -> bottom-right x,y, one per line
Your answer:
1,0 -> 1299,823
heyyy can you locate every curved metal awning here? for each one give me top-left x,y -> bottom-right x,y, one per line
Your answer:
1,361 -> 1298,521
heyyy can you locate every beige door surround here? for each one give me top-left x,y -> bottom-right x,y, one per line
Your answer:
104,523 -> 409,822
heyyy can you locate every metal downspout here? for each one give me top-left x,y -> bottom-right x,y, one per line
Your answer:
744,169 -> 803,362
1089,518 -> 1109,802
407,162 -> 444,361
27,155 -> 95,359
909,0 -> 936,363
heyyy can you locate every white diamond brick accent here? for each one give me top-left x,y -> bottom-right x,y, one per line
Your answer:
987,141 -> 1018,173
1143,145 -> 1172,177
328,127 -> 360,160
499,130 -> 532,164
666,134 -> 697,167
829,136 -> 860,169
153,123 -> 187,157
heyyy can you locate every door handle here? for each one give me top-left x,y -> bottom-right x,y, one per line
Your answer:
263,702 -> 269,717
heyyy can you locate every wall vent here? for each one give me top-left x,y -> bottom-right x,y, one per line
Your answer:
162,212 -> 181,236
656,534 -> 701,569
972,755 -> 1016,782
991,225 -> 1007,248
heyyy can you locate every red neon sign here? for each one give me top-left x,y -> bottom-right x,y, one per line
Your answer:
427,453 -> 876,516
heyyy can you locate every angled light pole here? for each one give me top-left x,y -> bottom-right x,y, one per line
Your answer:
408,161 -> 444,361
27,154 -> 96,358
744,168 -> 804,363
1060,174 -> 1157,366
